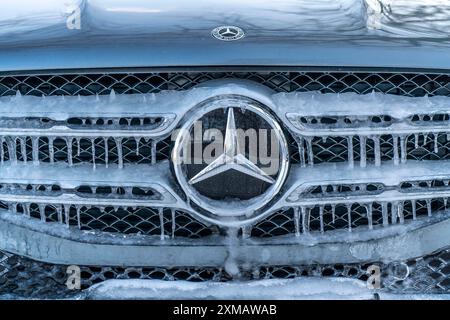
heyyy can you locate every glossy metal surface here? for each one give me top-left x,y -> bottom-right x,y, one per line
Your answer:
171,96 -> 290,221
1,1 -> 450,72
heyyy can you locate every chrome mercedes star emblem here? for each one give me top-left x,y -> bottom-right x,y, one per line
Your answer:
212,26 -> 245,41
171,96 -> 289,223
189,108 -> 275,185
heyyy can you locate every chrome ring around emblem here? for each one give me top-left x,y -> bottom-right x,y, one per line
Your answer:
171,96 -> 290,223
211,26 -> 245,41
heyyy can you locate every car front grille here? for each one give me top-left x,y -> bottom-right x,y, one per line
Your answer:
2,71 -> 450,97
1,68 -> 450,299
1,69 -> 450,239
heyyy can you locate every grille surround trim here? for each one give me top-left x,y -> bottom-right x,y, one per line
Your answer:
0,208 -> 449,267
2,71 -> 450,244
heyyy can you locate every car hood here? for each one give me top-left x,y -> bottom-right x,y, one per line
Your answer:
1,0 -> 450,72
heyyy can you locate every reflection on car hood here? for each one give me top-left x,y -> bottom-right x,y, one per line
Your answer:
1,0 -> 450,72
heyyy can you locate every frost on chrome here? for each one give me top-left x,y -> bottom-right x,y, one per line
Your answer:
84,277 -> 375,300
1,86 -> 450,235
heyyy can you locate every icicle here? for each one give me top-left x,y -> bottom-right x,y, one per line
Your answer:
24,203 -> 30,217
104,138 -> 109,168
171,209 -> 176,239
359,136 -> 366,168
294,207 -> 301,237
444,197 -> 448,208
366,203 -> 373,230
400,135 -> 407,164
381,202 -> 389,227
391,201 -> 399,224
109,89 -> 116,101
5,137 -> 17,163
347,136 -> 354,168
57,205 -> 63,223
241,225 -> 252,239
434,133 -> 439,153
19,137 -> 27,163
151,139 -> 157,164
331,205 -> 336,224
373,136 -> 381,167
423,133 -> 428,147
393,136 -> 399,165
91,138 -> 96,170
48,137 -> 54,164
115,138 -> 123,169
15,90 -> 21,98
95,93 -> 100,101
347,204 -> 352,232
301,206 -> 310,234
63,204 -> 71,227
398,201 -> 405,224
38,204 -> 46,222
31,137 -> 39,164
73,205 -> 79,228
76,137 -> 81,156
158,208 -> 165,240
414,134 -> 419,149
411,200 -> 417,220
426,199 -> 432,217
0,136 -> 4,164
297,137 -> 306,167
319,206 -> 324,233
305,137 -> 314,166
66,137 -> 73,166
135,137 -> 140,155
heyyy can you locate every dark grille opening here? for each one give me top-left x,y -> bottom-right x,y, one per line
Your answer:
66,116 -> 164,129
76,206 -> 163,235
1,135 -> 172,166
294,133 -> 450,165
1,71 -> 450,97
401,179 -> 450,190
251,208 -> 296,238
7,203 -> 216,239
311,136 -> 348,163
251,198 -> 448,237
410,113 -> 450,123
304,183 -> 384,196
75,185 -> 160,200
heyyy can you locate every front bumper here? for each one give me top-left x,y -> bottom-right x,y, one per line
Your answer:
2,209 -> 450,298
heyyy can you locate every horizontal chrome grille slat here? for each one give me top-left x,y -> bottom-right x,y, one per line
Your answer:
1,161 -> 450,236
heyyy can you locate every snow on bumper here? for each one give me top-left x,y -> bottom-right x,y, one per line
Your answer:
84,278 -> 376,300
